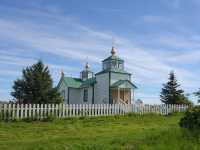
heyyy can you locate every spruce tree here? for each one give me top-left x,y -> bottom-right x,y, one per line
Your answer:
11,60 -> 63,104
160,71 -> 189,104
194,89 -> 200,103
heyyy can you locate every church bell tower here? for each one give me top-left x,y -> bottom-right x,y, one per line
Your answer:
102,46 -> 124,71
80,62 -> 94,81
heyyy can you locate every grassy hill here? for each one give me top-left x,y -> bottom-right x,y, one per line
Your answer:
0,113 -> 199,150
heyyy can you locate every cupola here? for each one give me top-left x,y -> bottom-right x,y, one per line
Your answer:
102,47 -> 124,71
80,62 -> 94,81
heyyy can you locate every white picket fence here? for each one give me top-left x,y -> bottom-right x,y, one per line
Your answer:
0,104 -> 189,120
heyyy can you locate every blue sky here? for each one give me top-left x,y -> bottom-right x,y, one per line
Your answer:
0,0 -> 200,104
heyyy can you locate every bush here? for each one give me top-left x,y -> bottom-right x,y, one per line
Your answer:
179,106 -> 200,130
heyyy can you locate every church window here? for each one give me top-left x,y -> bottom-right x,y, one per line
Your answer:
83,89 -> 88,102
118,63 -> 123,70
112,60 -> 117,68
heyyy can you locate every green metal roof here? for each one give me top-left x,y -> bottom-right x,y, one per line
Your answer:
102,55 -> 124,62
81,77 -> 96,88
95,69 -> 131,75
61,77 -> 96,88
63,77 -> 82,88
111,80 -> 137,89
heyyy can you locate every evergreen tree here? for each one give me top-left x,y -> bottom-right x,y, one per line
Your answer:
11,60 -> 63,104
160,71 -> 190,104
194,89 -> 200,103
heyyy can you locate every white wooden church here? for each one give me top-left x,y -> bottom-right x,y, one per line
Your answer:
57,47 -> 137,104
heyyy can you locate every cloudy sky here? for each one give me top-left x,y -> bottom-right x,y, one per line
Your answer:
0,0 -> 200,103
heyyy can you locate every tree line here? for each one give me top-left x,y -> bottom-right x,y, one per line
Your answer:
11,60 -> 200,104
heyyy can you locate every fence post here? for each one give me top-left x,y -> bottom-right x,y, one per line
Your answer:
20,104 -> 23,120
85,104 -> 88,116
8,104 -> 11,120
16,104 -> 19,120
58,103 -> 62,118
24,104 -> 27,119
93,104 -> 95,116
51,104 -> 54,117
65,104 -> 68,118
32,104 -> 35,119
55,104 -> 59,118
40,104 -> 43,119
62,104 -> 65,118
47,104 -> 51,117
3,104 -> 7,120
36,104 -> 40,120
72,104 -> 75,117
29,104 -> 32,119
12,104 -> 15,120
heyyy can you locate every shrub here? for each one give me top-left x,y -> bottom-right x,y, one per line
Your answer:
179,106 -> 200,130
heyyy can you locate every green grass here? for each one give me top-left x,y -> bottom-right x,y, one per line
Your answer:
0,113 -> 199,150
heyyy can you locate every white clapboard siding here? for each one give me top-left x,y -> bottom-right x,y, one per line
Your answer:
0,103 -> 189,120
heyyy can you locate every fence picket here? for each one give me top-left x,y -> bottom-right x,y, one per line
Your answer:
8,104 -> 11,120
51,104 -> 54,117
12,104 -> 15,120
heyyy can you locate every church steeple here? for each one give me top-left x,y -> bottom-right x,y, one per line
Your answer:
80,62 -> 94,81
102,46 -> 124,71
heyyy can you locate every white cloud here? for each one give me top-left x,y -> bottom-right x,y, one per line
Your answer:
0,5 -> 199,103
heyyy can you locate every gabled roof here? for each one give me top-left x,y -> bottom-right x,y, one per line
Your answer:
111,80 -> 137,89
63,77 -> 82,88
58,76 -> 96,89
